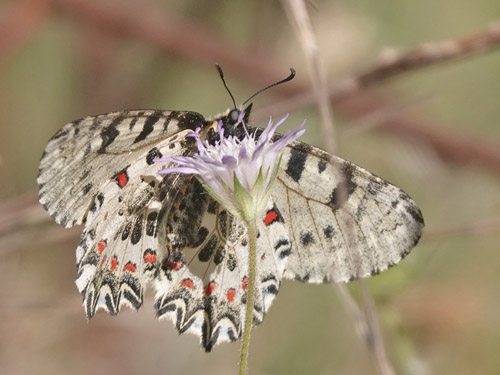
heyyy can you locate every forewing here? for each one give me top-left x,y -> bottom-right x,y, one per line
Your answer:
274,141 -> 424,283
38,110 -> 205,227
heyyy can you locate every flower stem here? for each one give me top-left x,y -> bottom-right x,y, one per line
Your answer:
239,219 -> 257,375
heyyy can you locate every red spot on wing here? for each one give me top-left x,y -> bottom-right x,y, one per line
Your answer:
100,256 -> 107,267
227,288 -> 236,302
264,210 -> 278,226
117,172 -> 128,188
165,261 -> 182,270
242,276 -> 248,291
123,262 -> 136,272
143,250 -> 157,263
110,256 -> 118,271
97,240 -> 106,253
181,279 -> 195,289
205,281 -> 216,296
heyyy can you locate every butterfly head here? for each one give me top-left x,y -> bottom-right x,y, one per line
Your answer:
198,65 -> 295,145
202,103 -> 253,145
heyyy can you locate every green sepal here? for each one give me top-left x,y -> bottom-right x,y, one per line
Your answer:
233,172 -> 256,222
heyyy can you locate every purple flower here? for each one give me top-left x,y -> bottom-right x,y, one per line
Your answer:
156,114 -> 305,222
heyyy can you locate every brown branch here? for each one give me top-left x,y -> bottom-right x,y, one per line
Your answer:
335,91 -> 500,173
356,22 -> 500,89
0,193 -> 75,257
259,20 -> 500,107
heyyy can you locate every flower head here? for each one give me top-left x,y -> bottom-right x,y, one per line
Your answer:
156,114 -> 305,222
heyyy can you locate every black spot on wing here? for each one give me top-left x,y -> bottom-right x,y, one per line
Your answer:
218,210 -> 229,238
300,231 -> 315,246
146,212 -> 158,236
175,111 -> 207,131
122,221 -> 132,241
207,200 -> 218,214
264,284 -> 278,295
192,226 -> 209,247
51,127 -> 69,140
367,183 -> 381,196
227,253 -> 237,271
285,147 -> 308,182
198,235 -> 217,262
90,193 -> 105,213
406,205 -> 425,225
131,215 -> 143,245
213,246 -> 225,265
323,225 -> 335,239
327,162 -> 357,210
273,238 -> 289,252
134,115 -> 160,144
128,117 -> 138,130
279,247 -> 291,259
82,183 -> 92,195
146,147 -> 163,165
318,159 -> 327,173
98,117 -> 122,153
205,327 -> 221,353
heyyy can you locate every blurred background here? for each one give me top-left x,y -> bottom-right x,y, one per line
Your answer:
1,0 -> 500,374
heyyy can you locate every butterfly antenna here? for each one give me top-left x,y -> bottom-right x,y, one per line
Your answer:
216,64 -> 237,109
243,68 -> 296,106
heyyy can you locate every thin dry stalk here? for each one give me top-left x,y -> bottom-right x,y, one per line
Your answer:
282,2 -> 396,373
282,0 -> 337,153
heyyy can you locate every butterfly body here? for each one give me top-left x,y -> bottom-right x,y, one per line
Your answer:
38,106 -> 423,351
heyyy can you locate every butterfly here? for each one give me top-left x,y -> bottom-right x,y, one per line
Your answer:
37,70 -> 424,352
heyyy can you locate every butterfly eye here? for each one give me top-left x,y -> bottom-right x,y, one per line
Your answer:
229,109 -> 240,125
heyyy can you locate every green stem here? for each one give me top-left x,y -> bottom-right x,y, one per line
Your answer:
239,219 -> 257,375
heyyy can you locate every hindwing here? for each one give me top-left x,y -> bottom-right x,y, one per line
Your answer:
154,198 -> 290,351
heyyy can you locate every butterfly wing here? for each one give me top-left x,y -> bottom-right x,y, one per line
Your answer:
273,141 -> 424,283
38,110 -> 207,315
38,110 -> 205,227
154,198 -> 290,351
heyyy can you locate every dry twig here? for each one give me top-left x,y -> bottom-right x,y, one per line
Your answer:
283,2 -> 396,374
282,0 -> 337,153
